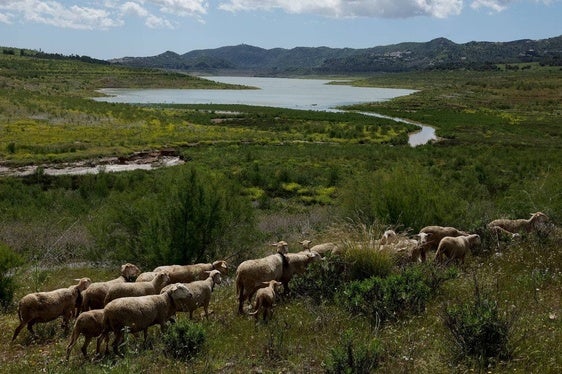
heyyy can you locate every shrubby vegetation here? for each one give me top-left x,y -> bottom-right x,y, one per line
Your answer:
0,53 -> 560,372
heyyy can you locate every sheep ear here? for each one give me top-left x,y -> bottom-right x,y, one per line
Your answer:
261,282 -> 270,286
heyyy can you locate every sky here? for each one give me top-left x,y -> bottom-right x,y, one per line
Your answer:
0,0 -> 561,60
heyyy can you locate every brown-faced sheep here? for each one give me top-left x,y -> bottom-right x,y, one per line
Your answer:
161,269 -> 222,319
249,280 -> 283,322
66,309 -> 104,360
103,271 -> 170,306
12,277 -> 92,342
153,260 -> 228,284
100,283 -> 193,356
488,212 -> 549,237
235,241 -> 289,314
299,240 -> 340,257
80,263 -> 141,312
418,226 -> 469,262
435,234 -> 481,264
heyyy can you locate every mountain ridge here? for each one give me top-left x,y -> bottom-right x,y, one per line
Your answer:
110,35 -> 562,74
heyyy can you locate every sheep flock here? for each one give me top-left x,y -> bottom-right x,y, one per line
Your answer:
9,211 -> 553,361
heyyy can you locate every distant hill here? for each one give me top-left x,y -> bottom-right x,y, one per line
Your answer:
110,36 -> 562,74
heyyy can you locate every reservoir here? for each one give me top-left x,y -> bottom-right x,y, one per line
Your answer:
96,76 -> 436,146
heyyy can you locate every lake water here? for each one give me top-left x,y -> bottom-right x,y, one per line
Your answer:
96,76 -> 436,146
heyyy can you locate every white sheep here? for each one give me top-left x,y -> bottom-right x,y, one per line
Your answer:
249,280 -> 283,322
379,234 -> 424,265
153,260 -> 229,284
161,269 -> 222,319
280,250 -> 322,293
100,283 -> 193,356
66,309 -> 104,360
488,212 -> 549,237
299,240 -> 340,257
12,277 -> 92,342
103,271 -> 171,306
435,234 -> 481,264
418,226 -> 469,262
80,263 -> 141,312
380,230 -> 398,245
235,241 -> 289,314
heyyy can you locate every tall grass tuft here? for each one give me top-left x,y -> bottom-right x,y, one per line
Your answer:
324,330 -> 382,374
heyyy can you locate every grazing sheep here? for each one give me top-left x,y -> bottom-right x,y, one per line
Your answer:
298,240 -> 340,257
161,269 -> 222,319
435,234 -> 481,264
100,283 -> 193,356
418,226 -> 469,262
249,280 -> 283,322
235,241 -> 289,314
153,260 -> 229,283
280,250 -> 322,293
12,278 -> 92,342
80,263 -> 141,312
66,309 -> 104,360
379,234 -> 424,265
488,212 -> 549,237
135,271 -> 160,283
103,272 -> 170,306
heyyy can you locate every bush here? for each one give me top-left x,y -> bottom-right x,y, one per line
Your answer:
338,264 -> 456,326
441,278 -> 514,367
161,319 -> 206,361
324,330 -> 381,374
0,243 -> 23,312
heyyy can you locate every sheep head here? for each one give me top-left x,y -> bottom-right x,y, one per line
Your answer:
120,263 -> 141,281
205,269 -> 222,286
530,212 -> 549,226
167,283 -> 193,309
212,260 -> 229,274
74,277 -> 92,291
299,240 -> 312,249
271,241 -> 289,254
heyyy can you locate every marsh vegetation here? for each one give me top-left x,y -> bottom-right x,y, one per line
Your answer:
0,52 -> 561,372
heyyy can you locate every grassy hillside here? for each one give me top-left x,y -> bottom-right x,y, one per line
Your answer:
0,53 -> 561,372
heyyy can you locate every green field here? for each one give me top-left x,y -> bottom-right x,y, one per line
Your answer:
0,52 -> 561,373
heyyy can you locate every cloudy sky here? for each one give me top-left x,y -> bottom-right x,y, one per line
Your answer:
0,0 -> 560,59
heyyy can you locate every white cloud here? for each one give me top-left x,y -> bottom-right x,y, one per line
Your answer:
470,0 -> 512,11
0,0 -> 207,30
218,0 -> 464,18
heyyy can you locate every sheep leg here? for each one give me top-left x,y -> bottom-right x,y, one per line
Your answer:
81,336 -> 92,357
112,331 -> 124,356
65,328 -> 80,360
27,321 -> 37,338
12,320 -> 27,341
95,335 -> 103,357
237,285 -> 245,315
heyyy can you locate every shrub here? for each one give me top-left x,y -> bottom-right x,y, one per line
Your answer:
324,330 -> 382,374
338,264 -> 456,326
161,319 -> 206,361
0,243 -> 23,312
441,277 -> 514,367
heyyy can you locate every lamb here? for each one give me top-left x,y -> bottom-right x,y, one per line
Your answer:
100,283 -> 193,356
298,240 -> 340,257
161,269 -> 222,319
280,250 -> 322,293
418,226 -> 469,262
488,212 -> 549,237
249,280 -> 283,322
153,260 -> 229,283
80,263 -> 142,312
235,241 -> 289,314
65,309 -> 104,360
435,234 -> 481,264
12,277 -> 92,342
103,271 -> 171,306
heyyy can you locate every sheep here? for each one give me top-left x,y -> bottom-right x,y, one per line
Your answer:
161,269 -> 222,319
153,260 -> 229,284
80,263 -> 141,312
100,283 -> 193,356
235,241 -> 289,314
66,309 -> 104,360
12,277 -> 92,342
380,230 -> 398,245
248,280 -> 283,322
103,271 -> 171,306
298,240 -> 340,257
488,212 -> 549,237
435,234 -> 481,264
418,226 -> 469,262
280,250 -> 322,293
379,234 -> 424,265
